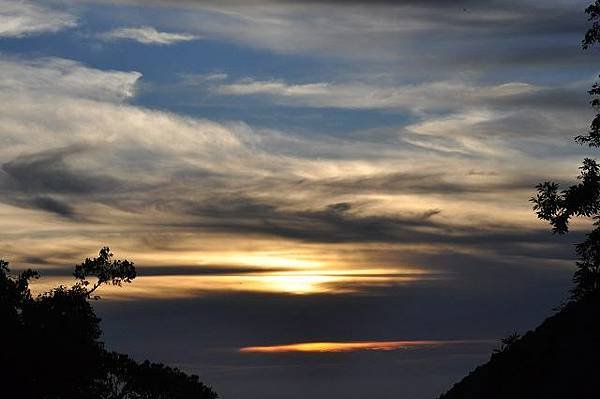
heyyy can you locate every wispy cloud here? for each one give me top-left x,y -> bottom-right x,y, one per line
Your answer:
216,78 -> 539,111
0,0 -> 77,38
0,57 -> 141,101
101,26 -> 200,45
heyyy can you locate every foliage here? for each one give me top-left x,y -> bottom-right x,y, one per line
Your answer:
531,2 -> 600,300
0,248 -> 217,399
74,246 -> 136,299
492,332 -> 520,355
101,352 -> 219,399
583,1 -> 600,50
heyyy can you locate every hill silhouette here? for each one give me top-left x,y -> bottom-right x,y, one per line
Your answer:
438,294 -> 600,398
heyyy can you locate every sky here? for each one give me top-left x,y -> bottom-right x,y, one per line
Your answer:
0,0 -> 597,398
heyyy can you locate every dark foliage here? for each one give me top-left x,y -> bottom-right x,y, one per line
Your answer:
583,1 -> 600,50
0,248 -> 217,399
491,332 -> 520,355
74,246 -> 136,299
101,352 -> 219,399
532,2 -> 600,300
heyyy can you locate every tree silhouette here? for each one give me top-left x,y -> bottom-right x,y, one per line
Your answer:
73,246 -> 136,299
492,332 -> 521,355
101,352 -> 218,399
0,248 -> 217,399
532,1 -> 600,300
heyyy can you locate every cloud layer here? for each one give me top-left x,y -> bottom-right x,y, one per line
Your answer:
0,55 -> 582,298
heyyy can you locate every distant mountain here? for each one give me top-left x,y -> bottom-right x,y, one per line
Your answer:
437,293 -> 600,399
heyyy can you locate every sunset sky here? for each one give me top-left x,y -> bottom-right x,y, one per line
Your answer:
0,0 -> 597,398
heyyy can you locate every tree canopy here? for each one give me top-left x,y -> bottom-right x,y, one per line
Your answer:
0,248 -> 217,399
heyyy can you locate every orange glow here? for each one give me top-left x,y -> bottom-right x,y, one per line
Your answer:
240,340 -> 447,353
29,267 -> 433,299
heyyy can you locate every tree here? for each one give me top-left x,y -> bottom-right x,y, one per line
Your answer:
74,246 -> 136,299
492,332 -> 520,355
0,248 -> 217,399
101,352 -> 219,399
532,1 -> 600,300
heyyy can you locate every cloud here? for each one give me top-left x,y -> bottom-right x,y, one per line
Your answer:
209,74 -> 588,161
2,146 -> 124,194
87,0 -> 588,71
0,55 -> 581,302
0,0 -> 77,38
101,26 -> 200,45
28,196 -> 75,218
216,78 -> 539,111
239,340 -> 476,353
0,57 -> 141,102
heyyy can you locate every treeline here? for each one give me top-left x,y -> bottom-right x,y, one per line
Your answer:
0,248 -> 217,399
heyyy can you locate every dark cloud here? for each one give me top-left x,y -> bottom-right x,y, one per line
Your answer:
0,147 -> 152,218
2,146 -> 122,195
311,172 -> 539,196
19,256 -> 51,265
28,195 -> 75,218
19,264 -> 293,277
129,195 -> 569,267
0,192 -> 77,219
138,266 -> 290,276
327,202 -> 352,213
421,208 -> 441,219
162,198 -> 442,243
